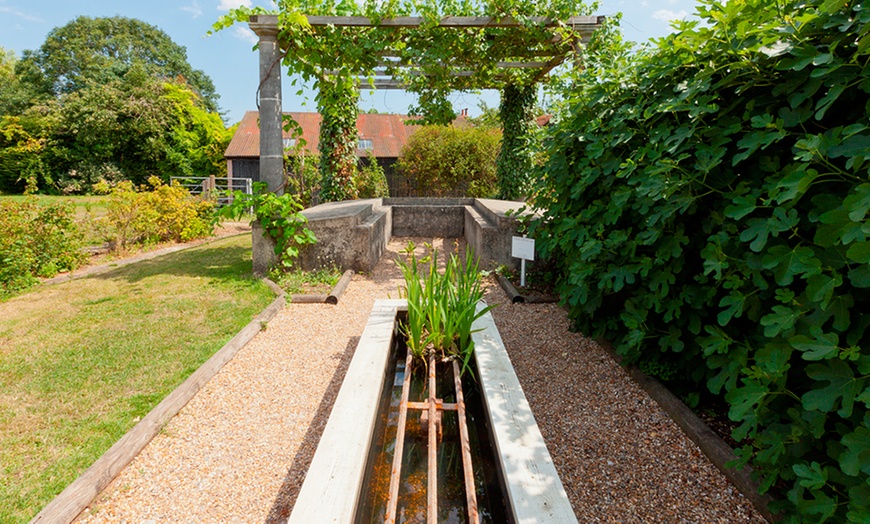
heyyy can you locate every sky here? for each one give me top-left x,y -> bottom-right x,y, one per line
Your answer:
0,0 -> 700,125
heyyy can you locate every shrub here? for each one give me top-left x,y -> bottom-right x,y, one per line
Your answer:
0,199 -> 85,295
356,152 -> 390,199
215,182 -> 316,268
531,1 -> 870,520
397,124 -> 500,198
101,176 -> 213,251
285,151 -> 321,207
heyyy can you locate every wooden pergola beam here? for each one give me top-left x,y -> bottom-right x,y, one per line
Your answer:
305,15 -> 603,29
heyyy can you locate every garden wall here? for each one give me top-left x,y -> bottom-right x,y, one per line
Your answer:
273,197 -> 527,273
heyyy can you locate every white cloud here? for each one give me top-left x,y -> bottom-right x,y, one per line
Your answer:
233,25 -> 259,44
181,0 -> 203,18
0,6 -> 44,22
652,9 -> 689,22
217,0 -> 252,11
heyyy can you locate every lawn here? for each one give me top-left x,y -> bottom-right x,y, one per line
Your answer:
0,234 -> 275,523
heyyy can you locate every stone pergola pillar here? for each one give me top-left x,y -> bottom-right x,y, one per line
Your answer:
249,15 -> 283,273
249,14 -> 284,194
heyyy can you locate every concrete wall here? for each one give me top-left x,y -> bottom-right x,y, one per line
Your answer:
280,197 -> 529,274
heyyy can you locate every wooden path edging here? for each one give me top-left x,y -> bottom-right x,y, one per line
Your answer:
29,288 -> 286,524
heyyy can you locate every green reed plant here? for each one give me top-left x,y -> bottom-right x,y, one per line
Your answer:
396,242 -> 494,373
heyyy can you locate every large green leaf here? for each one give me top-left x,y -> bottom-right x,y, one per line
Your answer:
762,245 -> 822,285
803,359 -> 864,417
840,426 -> 870,476
762,305 -> 802,337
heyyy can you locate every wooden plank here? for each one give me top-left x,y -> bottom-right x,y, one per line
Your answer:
452,359 -> 479,524
29,292 -> 287,524
427,351 -> 438,524
305,15 -> 602,28
385,350 -> 414,524
326,269 -> 354,304
472,303 -> 579,524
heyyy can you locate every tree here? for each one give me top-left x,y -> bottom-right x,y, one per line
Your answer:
18,16 -> 220,113
0,47 -> 35,117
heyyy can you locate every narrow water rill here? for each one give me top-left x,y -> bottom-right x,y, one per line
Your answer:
287,300 -> 576,524
356,314 -> 509,523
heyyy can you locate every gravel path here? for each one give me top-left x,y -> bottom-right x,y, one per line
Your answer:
77,238 -> 764,523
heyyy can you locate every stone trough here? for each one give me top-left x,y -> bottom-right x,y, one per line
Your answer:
287,299 -> 576,523
253,198 -> 531,274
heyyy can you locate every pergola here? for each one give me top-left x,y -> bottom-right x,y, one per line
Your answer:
246,13 -> 603,270
248,13 -> 604,193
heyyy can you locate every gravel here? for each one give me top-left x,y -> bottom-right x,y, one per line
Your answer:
76,238 -> 764,523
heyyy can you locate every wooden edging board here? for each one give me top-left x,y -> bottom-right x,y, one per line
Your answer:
29,284 -> 286,524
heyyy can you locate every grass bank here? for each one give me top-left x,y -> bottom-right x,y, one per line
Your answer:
0,235 -> 275,523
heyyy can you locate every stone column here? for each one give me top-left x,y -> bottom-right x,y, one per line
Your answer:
249,14 -> 284,195
249,14 -> 282,273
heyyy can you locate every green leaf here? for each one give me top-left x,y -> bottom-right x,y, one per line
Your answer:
849,264 -> 870,288
840,426 -> 870,476
806,272 -> 842,307
761,305 -> 802,337
727,380 -> 768,421
740,209 -> 799,252
756,341 -> 792,376
724,195 -> 756,220
718,291 -> 746,326
829,133 -> 870,158
844,184 -> 870,222
847,242 -> 870,264
802,359 -> 863,416
762,245 -> 822,285
790,331 -> 839,361
820,0 -> 848,13
793,461 -> 827,490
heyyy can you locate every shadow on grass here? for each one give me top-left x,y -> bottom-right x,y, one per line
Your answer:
264,336 -> 360,523
89,237 -> 256,284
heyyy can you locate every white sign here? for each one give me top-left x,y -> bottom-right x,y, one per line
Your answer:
512,236 -> 535,261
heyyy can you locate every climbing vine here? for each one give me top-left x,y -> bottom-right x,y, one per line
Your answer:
496,83 -> 537,200
317,77 -> 360,202
213,1 -> 600,198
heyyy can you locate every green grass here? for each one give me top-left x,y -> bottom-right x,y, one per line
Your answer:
0,235 -> 275,523
270,266 -> 342,295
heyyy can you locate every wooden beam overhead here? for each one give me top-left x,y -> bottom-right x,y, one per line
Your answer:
305,15 -> 603,29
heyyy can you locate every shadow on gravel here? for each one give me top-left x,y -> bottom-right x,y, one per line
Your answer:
264,335 -> 360,523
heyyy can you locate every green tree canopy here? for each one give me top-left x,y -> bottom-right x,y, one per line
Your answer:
18,16 -> 219,113
0,47 -> 34,117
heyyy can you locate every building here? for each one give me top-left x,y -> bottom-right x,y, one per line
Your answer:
224,111 -> 422,197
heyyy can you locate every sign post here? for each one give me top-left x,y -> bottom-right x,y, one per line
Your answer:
511,236 -> 535,288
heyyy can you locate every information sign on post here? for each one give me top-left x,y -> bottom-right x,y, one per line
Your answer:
511,236 -> 535,287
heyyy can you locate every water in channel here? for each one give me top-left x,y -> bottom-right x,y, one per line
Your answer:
355,321 -> 510,524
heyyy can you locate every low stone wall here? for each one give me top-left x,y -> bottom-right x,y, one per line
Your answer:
280,197 -> 529,273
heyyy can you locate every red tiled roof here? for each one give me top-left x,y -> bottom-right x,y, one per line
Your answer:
224,111 -> 422,159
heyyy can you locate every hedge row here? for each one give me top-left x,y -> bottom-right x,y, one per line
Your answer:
531,1 -> 869,521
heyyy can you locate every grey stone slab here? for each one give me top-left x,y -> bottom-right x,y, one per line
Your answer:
473,304 -> 578,524
287,299 -> 404,524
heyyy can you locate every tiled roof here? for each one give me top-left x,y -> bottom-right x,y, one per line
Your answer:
224,111 -> 422,159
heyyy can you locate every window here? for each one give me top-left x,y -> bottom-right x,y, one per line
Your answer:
283,138 -> 296,149
358,138 -> 373,150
